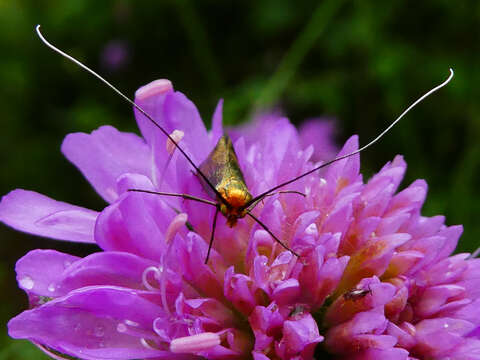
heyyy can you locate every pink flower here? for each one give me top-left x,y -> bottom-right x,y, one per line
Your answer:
2,79 -> 477,359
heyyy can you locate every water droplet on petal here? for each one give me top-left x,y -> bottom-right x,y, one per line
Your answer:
124,319 -> 139,327
305,223 -> 318,236
19,276 -> 34,290
94,325 -> 105,337
48,283 -> 56,292
117,323 -> 127,333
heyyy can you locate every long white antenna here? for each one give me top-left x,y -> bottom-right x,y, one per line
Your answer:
247,68 -> 454,205
36,25 -> 134,110
354,68 -> 454,155
35,24 -> 226,203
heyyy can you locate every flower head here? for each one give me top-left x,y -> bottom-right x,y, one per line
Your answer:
2,80 -> 478,359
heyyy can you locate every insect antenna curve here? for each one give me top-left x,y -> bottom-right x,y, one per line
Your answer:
35,25 -> 225,207
244,68 -> 454,208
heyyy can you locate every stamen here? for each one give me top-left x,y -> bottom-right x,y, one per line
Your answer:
142,266 -> 161,291
166,130 -> 185,155
159,260 -> 172,317
165,213 -> 188,244
135,79 -> 173,100
170,332 -> 221,353
141,261 -> 173,317
158,130 -> 185,190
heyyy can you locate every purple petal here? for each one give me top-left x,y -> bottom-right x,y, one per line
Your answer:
299,243 -> 349,307
445,338 -> 480,359
252,351 -> 270,360
386,250 -> 424,277
232,116 -> 302,193
134,79 -> 173,146
339,233 -> 411,291
416,284 -> 466,318
15,249 -> 80,297
386,322 -> 416,349
134,80 -> 210,164
8,286 -> 169,360
434,225 -> 463,261
163,91 -> 210,162
324,135 -> 360,186
360,177 -> 397,218
405,235 -> 450,274
0,189 -> 97,243
211,99 -> 224,146
377,213 -> 411,236
276,314 -> 323,359
251,255 -> 270,294
59,252 -> 156,293
388,179 -> 427,216
367,155 -> 407,197
272,278 -> 300,305
95,190 -> 178,260
419,254 -> 468,286
182,298 -> 236,327
413,317 -> 476,357
325,311 -> 388,353
62,126 -> 151,203
224,266 -> 257,315
298,118 -> 338,162
401,214 -> 445,239
321,200 -> 354,235
249,304 -> 284,345
173,233 -> 225,301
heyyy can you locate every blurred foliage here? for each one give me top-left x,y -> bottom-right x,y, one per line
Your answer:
0,0 -> 479,357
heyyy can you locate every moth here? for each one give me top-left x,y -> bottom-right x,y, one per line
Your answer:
36,25 -> 454,263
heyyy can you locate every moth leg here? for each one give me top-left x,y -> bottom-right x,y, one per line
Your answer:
246,211 -> 299,257
127,189 -> 217,207
205,207 -> 220,264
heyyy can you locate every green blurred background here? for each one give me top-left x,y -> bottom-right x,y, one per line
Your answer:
0,1 -> 478,358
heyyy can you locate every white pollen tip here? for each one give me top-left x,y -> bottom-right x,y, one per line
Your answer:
135,79 -> 173,100
165,212 -> 188,244
166,129 -> 185,154
170,332 -> 220,353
